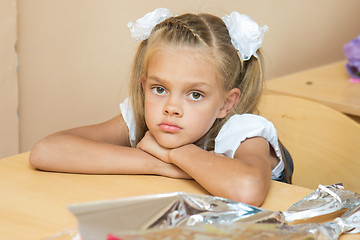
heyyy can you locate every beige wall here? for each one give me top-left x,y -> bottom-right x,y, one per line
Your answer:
0,0 -> 18,158
3,0 -> 360,155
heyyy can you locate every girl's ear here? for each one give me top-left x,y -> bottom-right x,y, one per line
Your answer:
217,88 -> 241,118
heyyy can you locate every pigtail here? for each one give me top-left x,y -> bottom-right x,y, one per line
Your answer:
129,40 -> 148,144
235,52 -> 264,115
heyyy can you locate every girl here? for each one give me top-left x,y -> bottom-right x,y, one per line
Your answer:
29,9 -> 293,206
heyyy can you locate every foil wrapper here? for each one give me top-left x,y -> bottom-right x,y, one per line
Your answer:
337,204 -> 360,234
68,184 -> 360,240
282,184 -> 360,223
110,222 -> 342,240
68,192 -> 273,240
110,205 -> 360,240
232,184 -> 360,225
145,192 -> 268,228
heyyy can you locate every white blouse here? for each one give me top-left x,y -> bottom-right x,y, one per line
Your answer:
120,98 -> 284,180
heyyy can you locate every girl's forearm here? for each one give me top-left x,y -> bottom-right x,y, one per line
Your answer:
29,133 -> 166,175
168,144 -> 270,206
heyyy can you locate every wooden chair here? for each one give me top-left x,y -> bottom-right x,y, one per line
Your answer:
258,94 -> 360,193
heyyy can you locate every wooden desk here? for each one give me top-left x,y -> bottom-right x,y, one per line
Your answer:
0,152 -> 357,239
265,61 -> 360,122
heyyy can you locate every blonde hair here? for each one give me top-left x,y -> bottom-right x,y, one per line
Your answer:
129,13 -> 264,150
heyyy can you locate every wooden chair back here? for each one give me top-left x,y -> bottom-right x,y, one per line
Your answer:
259,94 -> 360,192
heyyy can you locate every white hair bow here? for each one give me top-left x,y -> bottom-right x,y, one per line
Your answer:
222,12 -> 268,61
127,8 -> 172,41
128,8 -> 268,61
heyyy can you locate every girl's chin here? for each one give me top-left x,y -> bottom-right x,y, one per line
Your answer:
150,131 -> 201,149
158,142 -> 185,149
156,137 -> 191,149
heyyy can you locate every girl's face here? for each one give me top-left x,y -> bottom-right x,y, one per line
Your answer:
142,47 -> 230,148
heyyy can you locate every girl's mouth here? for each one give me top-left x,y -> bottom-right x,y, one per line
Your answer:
159,123 -> 182,133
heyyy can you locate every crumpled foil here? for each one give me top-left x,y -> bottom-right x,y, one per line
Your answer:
111,222 -> 342,240
67,184 -> 360,240
145,192 -> 271,228
337,203 -> 360,234
110,204 -> 360,240
281,183 -> 360,223
68,192 -> 274,240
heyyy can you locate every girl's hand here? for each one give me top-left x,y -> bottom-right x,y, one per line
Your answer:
137,131 -> 171,163
137,131 -> 221,159
137,131 -> 192,179
156,162 -> 192,179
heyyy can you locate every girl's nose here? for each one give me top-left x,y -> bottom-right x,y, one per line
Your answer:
163,98 -> 183,117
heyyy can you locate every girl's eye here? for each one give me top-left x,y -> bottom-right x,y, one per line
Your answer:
153,86 -> 166,95
189,92 -> 203,100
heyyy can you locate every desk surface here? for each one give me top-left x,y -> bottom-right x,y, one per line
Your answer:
265,61 -> 360,118
0,153 -> 357,239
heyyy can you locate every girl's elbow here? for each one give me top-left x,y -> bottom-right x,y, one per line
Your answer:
234,189 -> 266,207
29,148 -> 42,170
29,140 -> 50,170
226,176 -> 268,207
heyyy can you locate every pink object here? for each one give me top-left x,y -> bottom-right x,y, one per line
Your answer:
349,78 -> 360,83
107,234 -> 122,240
